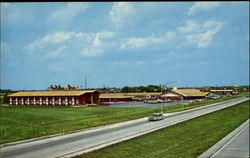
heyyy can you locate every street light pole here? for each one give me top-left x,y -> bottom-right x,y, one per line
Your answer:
161,84 -> 164,114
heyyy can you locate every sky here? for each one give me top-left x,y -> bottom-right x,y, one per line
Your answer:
0,2 -> 249,90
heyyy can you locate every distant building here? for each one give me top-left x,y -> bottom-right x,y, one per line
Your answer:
210,90 -> 234,95
99,92 -> 162,103
7,90 -> 99,106
126,92 -> 162,101
160,89 -> 209,100
99,93 -> 133,103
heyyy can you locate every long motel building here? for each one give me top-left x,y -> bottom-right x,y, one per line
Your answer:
7,90 -> 100,106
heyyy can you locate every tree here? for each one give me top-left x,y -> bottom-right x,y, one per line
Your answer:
232,84 -> 239,95
202,86 -> 213,92
121,85 -> 161,93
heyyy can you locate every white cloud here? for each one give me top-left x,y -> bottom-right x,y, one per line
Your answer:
26,30 -> 176,58
26,32 -> 83,51
177,20 -> 200,33
178,20 -> 223,33
180,20 -> 224,48
94,31 -> 115,41
80,34 -> 105,57
26,31 -> 116,58
51,2 -> 90,21
188,2 -> 220,15
81,48 -> 103,57
80,31 -> 116,57
185,32 -> 214,48
109,2 -> 135,27
120,31 -> 176,49
44,45 -> 67,59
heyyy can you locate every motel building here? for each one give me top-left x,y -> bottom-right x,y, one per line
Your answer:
99,93 -> 133,103
99,92 -> 162,104
160,89 -> 209,101
7,90 -> 100,106
126,92 -> 162,101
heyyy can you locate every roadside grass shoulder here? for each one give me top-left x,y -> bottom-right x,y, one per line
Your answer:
0,95 -> 247,144
78,101 -> 249,158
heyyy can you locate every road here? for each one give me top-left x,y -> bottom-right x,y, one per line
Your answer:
211,120 -> 249,158
0,97 -> 249,158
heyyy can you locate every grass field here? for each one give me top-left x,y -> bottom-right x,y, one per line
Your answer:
0,94 -> 247,144
78,101 -> 249,158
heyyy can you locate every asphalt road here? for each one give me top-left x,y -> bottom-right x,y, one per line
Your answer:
0,97 -> 248,158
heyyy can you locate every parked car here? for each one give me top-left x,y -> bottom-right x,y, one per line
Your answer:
148,113 -> 164,121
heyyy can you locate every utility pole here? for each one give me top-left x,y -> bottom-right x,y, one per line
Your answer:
85,77 -> 87,89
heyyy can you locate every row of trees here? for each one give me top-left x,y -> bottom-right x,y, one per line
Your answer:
48,85 -> 79,91
0,89 -> 16,104
116,84 -> 249,94
120,85 -> 162,93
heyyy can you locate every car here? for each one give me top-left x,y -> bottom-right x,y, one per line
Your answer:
148,113 -> 164,121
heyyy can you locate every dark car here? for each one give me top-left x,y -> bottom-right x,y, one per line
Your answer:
148,113 -> 164,121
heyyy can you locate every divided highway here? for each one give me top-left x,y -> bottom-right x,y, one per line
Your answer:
0,97 -> 249,158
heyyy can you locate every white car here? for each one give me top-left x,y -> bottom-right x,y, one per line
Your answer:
148,113 -> 164,121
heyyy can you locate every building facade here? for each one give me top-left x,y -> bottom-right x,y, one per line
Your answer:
7,90 -> 99,106
160,91 -> 182,100
126,92 -> 162,101
99,93 -> 133,103
210,90 -> 234,95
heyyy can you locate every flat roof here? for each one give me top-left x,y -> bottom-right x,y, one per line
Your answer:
7,90 -> 98,97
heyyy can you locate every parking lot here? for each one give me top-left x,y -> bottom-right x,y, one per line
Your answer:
107,100 -> 189,108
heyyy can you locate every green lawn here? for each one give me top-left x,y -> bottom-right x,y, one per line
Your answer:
0,94 -> 247,144
0,106 -> 158,144
78,101 -> 249,158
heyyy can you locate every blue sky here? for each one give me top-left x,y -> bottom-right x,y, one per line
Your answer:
0,2 -> 249,90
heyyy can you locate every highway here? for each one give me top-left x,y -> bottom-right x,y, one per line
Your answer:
0,97 -> 249,158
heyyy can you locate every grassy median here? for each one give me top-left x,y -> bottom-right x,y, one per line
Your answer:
0,95 -> 247,144
78,101 -> 249,158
